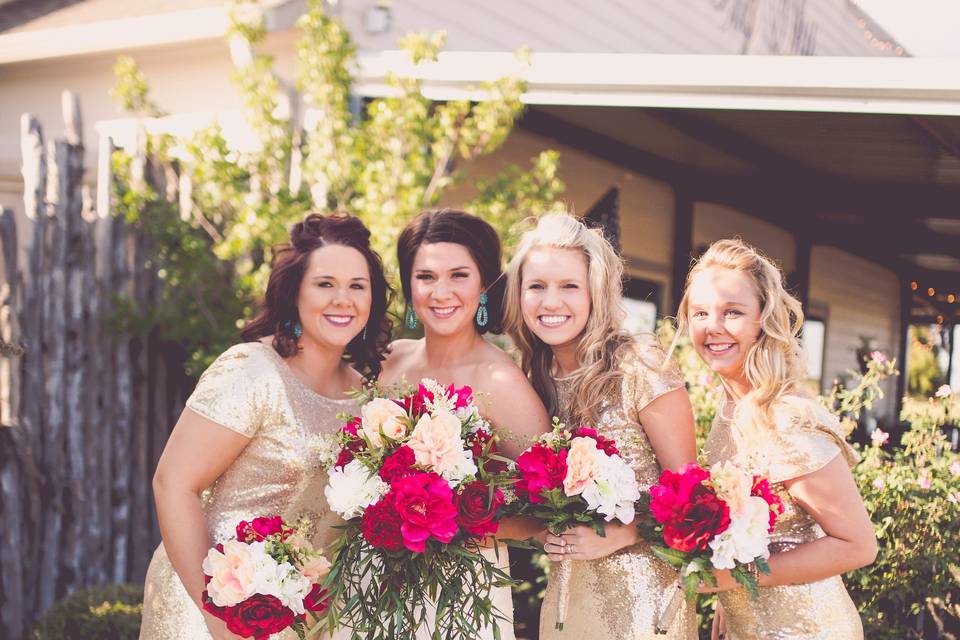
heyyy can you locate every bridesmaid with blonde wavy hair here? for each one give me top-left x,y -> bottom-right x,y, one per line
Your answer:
673,238 -> 877,639
503,212 -> 698,640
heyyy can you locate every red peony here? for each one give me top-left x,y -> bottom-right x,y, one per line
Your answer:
662,484 -> 731,552
222,594 -> 295,639
516,444 -> 568,503
456,480 -> 504,537
391,472 -> 459,553
361,496 -> 405,551
303,582 -> 330,614
235,516 -> 287,542
573,426 -> 620,457
649,463 -> 711,523
380,445 -> 417,483
751,476 -> 784,533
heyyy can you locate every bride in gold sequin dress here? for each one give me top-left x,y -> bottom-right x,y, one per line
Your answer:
672,238 -> 877,640
140,213 -> 393,640
378,210 -> 551,640
503,213 -> 699,640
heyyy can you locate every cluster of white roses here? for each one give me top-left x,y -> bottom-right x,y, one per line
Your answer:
562,437 -> 640,524
706,461 -> 773,570
203,539 -> 329,616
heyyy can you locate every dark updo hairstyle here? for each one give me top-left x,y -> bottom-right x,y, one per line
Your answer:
241,212 -> 393,378
397,209 -> 505,335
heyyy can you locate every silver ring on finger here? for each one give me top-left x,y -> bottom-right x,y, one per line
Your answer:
568,543 -> 575,554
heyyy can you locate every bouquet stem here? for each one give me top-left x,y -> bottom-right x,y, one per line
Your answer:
554,558 -> 572,631
655,583 -> 683,635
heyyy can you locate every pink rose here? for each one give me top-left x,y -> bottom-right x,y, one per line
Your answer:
391,472 -> 459,552
361,398 -> 409,448
563,437 -> 599,496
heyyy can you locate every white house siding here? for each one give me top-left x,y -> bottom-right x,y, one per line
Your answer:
809,245 -> 900,420
340,0 -> 901,57
693,201 -> 797,275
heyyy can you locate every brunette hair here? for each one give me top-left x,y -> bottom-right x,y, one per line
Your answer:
241,212 -> 392,378
396,209 -> 505,335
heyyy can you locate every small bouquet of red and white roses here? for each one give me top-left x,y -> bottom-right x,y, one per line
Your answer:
513,419 -> 641,630
636,461 -> 784,633
317,379 -> 514,640
201,516 -> 331,640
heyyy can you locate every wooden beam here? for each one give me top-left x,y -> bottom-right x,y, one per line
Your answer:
895,276 -> 912,422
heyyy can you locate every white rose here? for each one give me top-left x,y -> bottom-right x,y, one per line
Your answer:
324,459 -> 388,520
581,452 -> 640,524
708,496 -> 772,570
360,398 -> 408,448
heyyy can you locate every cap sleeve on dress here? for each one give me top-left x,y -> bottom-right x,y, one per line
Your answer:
623,334 -> 685,414
766,396 -> 860,484
185,343 -> 272,437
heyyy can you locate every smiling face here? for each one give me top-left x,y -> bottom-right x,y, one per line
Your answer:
519,246 -> 591,349
686,266 -> 763,387
410,242 -> 484,337
296,243 -> 372,351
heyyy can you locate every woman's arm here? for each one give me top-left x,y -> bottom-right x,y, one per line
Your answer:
153,409 -> 251,607
704,455 -> 877,591
641,387 -> 698,472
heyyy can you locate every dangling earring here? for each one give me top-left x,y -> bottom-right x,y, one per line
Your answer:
405,304 -> 418,329
476,292 -> 489,327
362,324 -> 368,341
282,319 -> 302,339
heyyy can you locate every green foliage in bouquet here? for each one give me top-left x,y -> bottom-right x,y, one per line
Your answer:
29,584 -> 143,640
109,0 -> 565,375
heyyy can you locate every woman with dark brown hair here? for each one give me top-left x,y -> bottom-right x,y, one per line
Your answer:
141,212 -> 391,640
379,208 -> 550,640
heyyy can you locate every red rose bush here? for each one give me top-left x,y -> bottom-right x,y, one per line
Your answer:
513,419 -> 641,630
200,516 -> 331,640
637,461 -> 784,631
318,379 -> 513,640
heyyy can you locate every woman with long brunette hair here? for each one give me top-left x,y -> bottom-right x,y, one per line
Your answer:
140,212 -> 391,640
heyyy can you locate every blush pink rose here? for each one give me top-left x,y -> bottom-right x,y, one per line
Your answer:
361,398 -> 408,448
563,437 -> 600,496
406,410 -> 467,475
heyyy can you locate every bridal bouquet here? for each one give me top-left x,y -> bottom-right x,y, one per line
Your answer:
513,419 -> 641,630
201,516 -> 331,640
319,379 -> 514,640
636,461 -> 784,632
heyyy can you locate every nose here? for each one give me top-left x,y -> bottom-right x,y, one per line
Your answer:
705,312 -> 725,334
432,280 -> 452,301
541,285 -> 562,310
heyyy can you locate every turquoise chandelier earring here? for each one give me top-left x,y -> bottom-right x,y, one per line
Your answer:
405,304 -> 418,329
283,320 -> 302,339
476,292 -> 489,327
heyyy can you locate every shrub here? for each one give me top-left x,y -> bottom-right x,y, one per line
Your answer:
29,584 -> 143,640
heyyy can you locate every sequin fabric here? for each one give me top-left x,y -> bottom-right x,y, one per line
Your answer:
703,395 -> 864,640
539,336 -> 698,640
140,342 -> 358,640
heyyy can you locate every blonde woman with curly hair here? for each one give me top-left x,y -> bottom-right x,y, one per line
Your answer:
674,238 -> 877,639
504,213 -> 698,640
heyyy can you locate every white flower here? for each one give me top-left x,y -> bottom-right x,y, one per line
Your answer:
324,459 -> 388,520
202,540 -> 279,607
421,378 -> 456,414
311,433 -> 342,470
260,561 -> 312,615
708,496 -> 771,570
936,384 -> 952,399
581,452 -> 640,524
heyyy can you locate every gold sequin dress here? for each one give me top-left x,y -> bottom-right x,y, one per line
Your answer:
703,395 -> 864,640
140,342 -> 358,640
539,336 -> 698,640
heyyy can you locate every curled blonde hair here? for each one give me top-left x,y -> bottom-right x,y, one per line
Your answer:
504,213 -> 634,424
671,238 -> 806,448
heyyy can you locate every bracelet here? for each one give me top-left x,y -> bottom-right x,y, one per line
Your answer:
745,561 -> 761,584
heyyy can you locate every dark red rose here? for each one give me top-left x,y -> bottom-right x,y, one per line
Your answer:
334,447 -> 354,469
401,385 -> 433,416
303,582 -> 330,614
662,484 -> 730,553
456,480 -> 504,537
516,444 -> 567,503
469,429 -> 508,474
223,594 -> 295,639
649,463 -> 711,523
380,445 -> 417,483
573,426 -> 620,457
201,590 -> 226,620
751,477 -> 784,533
236,516 -> 287,542
361,496 -> 404,551
336,418 -> 367,469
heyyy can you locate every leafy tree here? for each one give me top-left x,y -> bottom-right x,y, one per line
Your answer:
110,0 -> 565,374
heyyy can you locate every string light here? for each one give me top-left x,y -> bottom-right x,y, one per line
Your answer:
928,287 -> 936,297
911,281 -> 919,291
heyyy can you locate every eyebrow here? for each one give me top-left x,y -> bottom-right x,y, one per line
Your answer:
311,275 -> 370,281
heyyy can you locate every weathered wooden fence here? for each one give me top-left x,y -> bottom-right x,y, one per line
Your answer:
0,92 -> 191,637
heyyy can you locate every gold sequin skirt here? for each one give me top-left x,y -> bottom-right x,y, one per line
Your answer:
718,575 -> 863,640
539,544 -> 697,640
